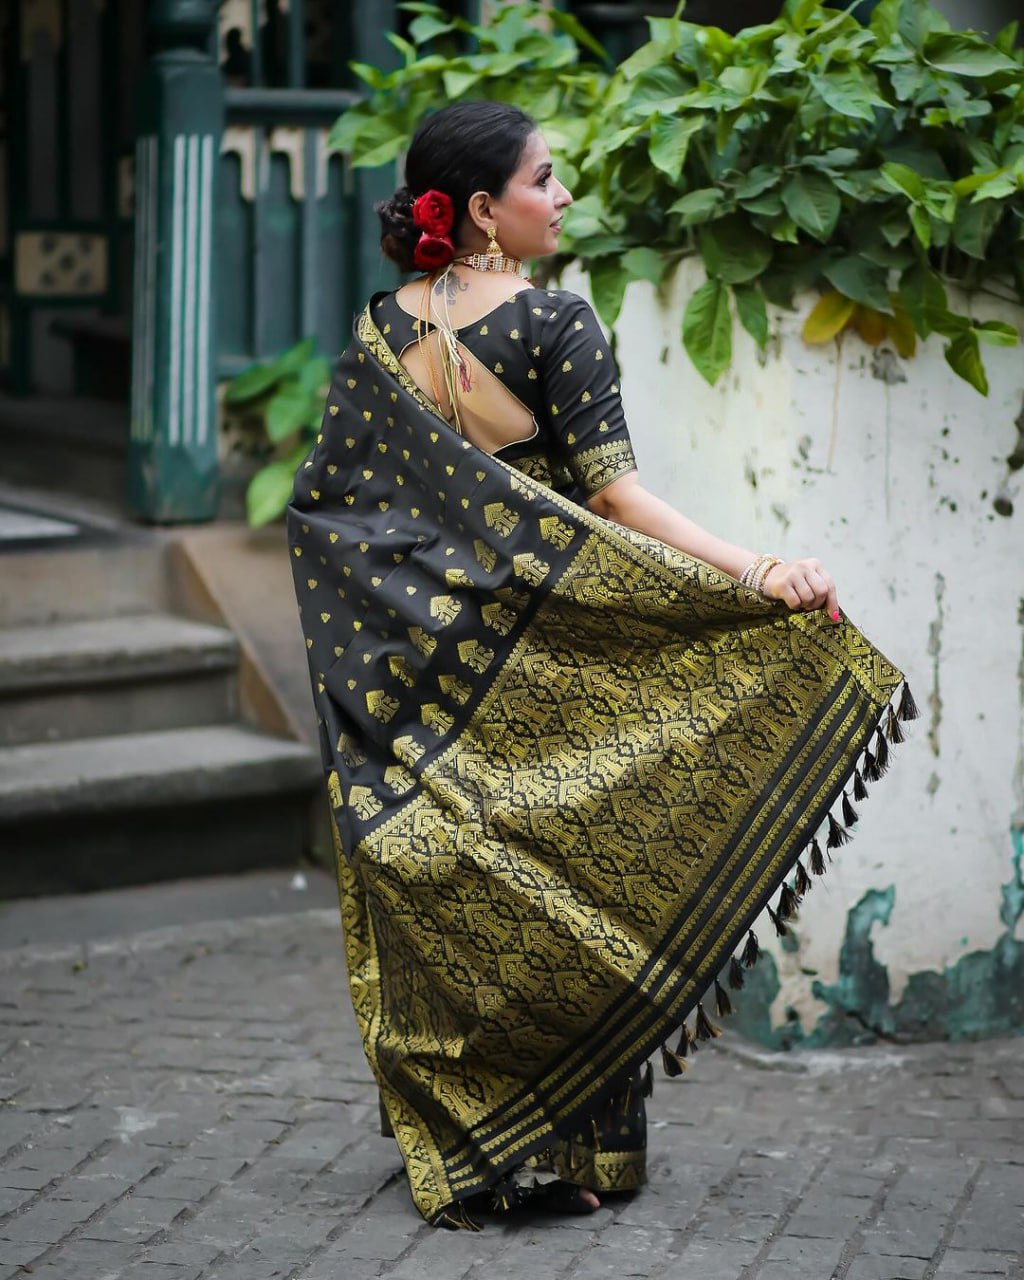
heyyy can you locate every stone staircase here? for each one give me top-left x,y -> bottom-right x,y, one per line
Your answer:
0,508 -> 322,897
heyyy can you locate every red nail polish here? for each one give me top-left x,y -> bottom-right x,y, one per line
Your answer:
831,610 -> 840,622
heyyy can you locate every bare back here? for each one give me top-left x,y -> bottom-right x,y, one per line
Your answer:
394,267 -> 537,455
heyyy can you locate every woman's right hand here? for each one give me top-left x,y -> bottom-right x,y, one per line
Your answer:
762,559 -> 840,621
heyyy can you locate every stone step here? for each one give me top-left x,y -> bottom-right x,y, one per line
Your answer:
0,725 -> 323,897
0,613 -> 240,746
0,536 -> 170,628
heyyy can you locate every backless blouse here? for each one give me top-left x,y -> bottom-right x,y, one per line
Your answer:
371,286 -> 638,505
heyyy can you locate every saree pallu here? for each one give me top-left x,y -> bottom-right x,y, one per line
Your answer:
288,306 -> 909,1226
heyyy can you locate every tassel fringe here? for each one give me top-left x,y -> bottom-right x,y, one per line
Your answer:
827,811 -> 850,850
873,727 -> 890,775
777,883 -> 799,921
435,1204 -> 483,1232
646,684 -> 915,1099
898,682 -> 920,721
794,860 -> 812,897
886,705 -> 905,745
767,905 -> 788,938
695,1002 -> 722,1040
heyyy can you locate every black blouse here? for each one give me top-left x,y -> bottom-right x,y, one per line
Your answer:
371,286 -> 638,504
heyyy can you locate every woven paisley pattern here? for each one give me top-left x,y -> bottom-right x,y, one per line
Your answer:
288,306 -> 905,1225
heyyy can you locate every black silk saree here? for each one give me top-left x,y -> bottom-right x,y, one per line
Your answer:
288,304 -> 910,1226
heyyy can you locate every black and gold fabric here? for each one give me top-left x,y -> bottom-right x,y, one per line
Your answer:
370,286 -> 638,504
288,300 -> 909,1227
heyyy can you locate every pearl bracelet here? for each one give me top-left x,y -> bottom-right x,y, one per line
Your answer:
740,554 -> 783,597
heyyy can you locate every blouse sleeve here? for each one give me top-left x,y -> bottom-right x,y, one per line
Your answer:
532,292 -> 638,498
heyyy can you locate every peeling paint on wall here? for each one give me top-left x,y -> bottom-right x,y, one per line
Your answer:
733,831 -> 1024,1049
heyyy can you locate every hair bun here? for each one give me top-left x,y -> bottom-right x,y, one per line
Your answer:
376,186 -> 419,273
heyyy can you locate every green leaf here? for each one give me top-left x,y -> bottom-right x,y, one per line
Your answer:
299,356 -> 331,396
626,63 -> 691,114
765,214 -> 800,244
821,257 -> 893,313
442,65 -> 483,98
622,247 -> 666,287
944,332 -> 988,395
649,115 -> 703,181
899,264 -> 955,339
887,61 -> 926,102
733,283 -> 769,349
699,215 -> 772,284
328,103 -> 376,155
732,165 -> 782,200
668,188 -> 725,224
953,168 -> 1008,197
589,257 -> 629,327
974,320 -> 1019,347
781,172 -> 840,241
349,62 -> 391,90
782,0 -> 817,28
810,68 -> 883,122
909,206 -> 932,249
924,33 -> 1018,77
878,210 -> 910,246
880,162 -> 926,202
802,148 -> 860,173
275,337 -> 317,376
266,383 -> 314,444
682,278 -> 732,387
952,200 -> 1003,259
882,143 -> 949,182
548,9 -> 609,62
246,459 -> 300,527
740,191 -> 784,216
408,12 -> 455,43
224,362 -> 280,405
972,174 -> 1020,202
384,32 -> 417,65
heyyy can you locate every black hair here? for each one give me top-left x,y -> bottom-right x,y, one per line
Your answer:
376,101 -> 537,273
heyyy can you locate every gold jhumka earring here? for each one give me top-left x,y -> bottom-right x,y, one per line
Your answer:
458,224 -> 524,275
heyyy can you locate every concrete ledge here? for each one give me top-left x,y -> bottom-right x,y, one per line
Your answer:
0,724 -> 321,822
0,613 -> 238,693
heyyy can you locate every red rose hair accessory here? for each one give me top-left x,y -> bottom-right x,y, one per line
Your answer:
411,189 -> 455,272
411,189 -> 454,236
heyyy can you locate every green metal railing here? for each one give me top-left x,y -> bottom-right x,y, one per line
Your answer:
217,87 -> 367,378
129,0 -> 407,520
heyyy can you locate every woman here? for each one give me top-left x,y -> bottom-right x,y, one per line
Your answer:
288,101 -> 912,1229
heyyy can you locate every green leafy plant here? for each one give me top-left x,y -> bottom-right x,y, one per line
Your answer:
334,0 -> 1024,394
223,338 -> 329,526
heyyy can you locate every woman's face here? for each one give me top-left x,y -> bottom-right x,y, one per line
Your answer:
481,131 -> 573,260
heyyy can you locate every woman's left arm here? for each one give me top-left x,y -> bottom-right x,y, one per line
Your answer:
589,471 -> 840,619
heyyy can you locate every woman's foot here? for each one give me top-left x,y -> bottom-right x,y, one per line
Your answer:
532,1179 -> 600,1214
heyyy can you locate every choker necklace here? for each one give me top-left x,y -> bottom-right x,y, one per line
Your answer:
456,251 -> 526,276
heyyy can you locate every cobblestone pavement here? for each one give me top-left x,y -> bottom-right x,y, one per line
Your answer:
1,904 -> 1023,1280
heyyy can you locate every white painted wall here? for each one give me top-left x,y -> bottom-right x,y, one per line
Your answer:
931,0 -> 1019,38
569,259 -> 1024,1032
